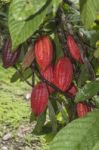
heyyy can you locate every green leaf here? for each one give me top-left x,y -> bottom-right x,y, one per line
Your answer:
80,0 -> 99,28
57,101 -> 68,124
10,71 -> 20,82
90,31 -> 99,47
93,141 -> 99,150
75,80 -> 99,103
44,133 -> 56,143
93,96 -> 99,109
78,64 -> 90,87
21,68 -> 32,80
10,0 -> 47,21
52,0 -> 62,15
49,110 -> 99,150
94,47 -> 99,58
54,34 -> 64,60
33,112 -> 46,134
30,112 -> 36,123
48,101 -> 57,133
8,0 -> 52,49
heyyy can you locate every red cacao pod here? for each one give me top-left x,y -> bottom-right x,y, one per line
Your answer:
54,56 -> 73,92
31,82 -> 49,116
67,83 -> 77,97
41,65 -> 54,93
76,103 -> 91,117
2,39 -> 21,68
67,34 -> 83,64
34,36 -> 53,71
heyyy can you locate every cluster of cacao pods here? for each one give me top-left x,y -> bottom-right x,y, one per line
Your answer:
2,36 -> 91,118
31,35 -> 84,117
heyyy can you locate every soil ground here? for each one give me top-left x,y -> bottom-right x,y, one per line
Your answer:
0,65 -> 46,150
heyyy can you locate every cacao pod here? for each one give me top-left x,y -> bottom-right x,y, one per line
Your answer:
34,36 -> 53,71
76,102 -> 91,117
22,45 -> 35,69
31,82 -> 49,116
2,39 -> 21,68
67,34 -> 83,64
54,56 -> 73,91
67,83 -> 77,97
41,65 -> 54,93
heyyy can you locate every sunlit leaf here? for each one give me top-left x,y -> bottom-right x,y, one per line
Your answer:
8,0 -> 52,49
49,110 -> 99,150
80,0 -> 99,28
10,0 -> 47,21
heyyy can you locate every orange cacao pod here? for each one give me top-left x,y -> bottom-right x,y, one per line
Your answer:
76,103 -> 91,117
67,83 -> 77,97
31,82 -> 49,116
34,36 -> 53,70
54,56 -> 73,91
41,65 -> 54,93
67,34 -> 83,63
2,39 -> 21,68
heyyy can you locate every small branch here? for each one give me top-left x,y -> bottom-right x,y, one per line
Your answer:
13,65 -> 33,87
56,27 -> 68,56
56,7 -> 69,56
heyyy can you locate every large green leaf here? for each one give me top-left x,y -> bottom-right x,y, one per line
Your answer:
75,80 -> 99,103
8,0 -> 52,49
10,0 -> 47,21
49,110 -> 99,150
80,0 -> 99,28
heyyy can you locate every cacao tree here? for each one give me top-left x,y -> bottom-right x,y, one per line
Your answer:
0,0 -> 99,149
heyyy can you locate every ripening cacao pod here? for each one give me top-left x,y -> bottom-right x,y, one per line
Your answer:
76,103 -> 91,117
41,65 -> 54,93
2,39 -> 21,68
67,34 -> 83,64
31,82 -> 49,116
67,83 -> 77,97
54,56 -> 73,92
22,45 -> 35,69
34,36 -> 53,71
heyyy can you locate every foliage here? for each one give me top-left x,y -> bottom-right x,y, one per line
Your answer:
80,0 -> 99,28
49,110 -> 99,150
0,0 -> 99,149
75,80 -> 99,102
